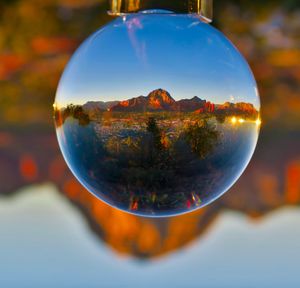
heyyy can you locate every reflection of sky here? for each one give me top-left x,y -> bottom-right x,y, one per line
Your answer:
56,13 -> 260,110
1,185 -> 299,287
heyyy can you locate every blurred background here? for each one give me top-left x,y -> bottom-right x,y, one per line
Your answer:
0,0 -> 300,287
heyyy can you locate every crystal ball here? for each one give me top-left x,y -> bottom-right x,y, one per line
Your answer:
54,11 -> 260,216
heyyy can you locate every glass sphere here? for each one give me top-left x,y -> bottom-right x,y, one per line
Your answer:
54,11 -> 261,217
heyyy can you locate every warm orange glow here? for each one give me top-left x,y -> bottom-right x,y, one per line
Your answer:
256,118 -> 262,126
130,199 -> 139,211
63,179 -> 82,200
285,162 -> 300,204
231,117 -> 237,124
0,54 -> 25,80
31,36 -> 78,55
136,223 -> 160,254
49,157 -> 66,181
19,154 -> 38,181
120,100 -> 129,107
238,118 -> 245,123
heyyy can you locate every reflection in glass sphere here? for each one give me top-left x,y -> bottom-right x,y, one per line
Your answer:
54,11 -> 261,217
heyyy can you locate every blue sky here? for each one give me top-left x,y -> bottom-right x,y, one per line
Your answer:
56,13 -> 260,110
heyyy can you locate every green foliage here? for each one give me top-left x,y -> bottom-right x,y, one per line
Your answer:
183,120 -> 220,159
61,104 -> 90,126
100,115 -> 221,196
146,117 -> 163,151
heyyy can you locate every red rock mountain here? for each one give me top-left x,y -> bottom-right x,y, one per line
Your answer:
216,102 -> 257,115
109,89 -> 207,112
177,96 -> 207,112
83,100 -> 119,112
110,89 -> 177,112
148,89 -> 176,110
83,89 -> 258,115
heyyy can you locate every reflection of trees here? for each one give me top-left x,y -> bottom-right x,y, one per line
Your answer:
146,117 -> 163,151
96,116 -> 221,209
213,108 -> 259,123
215,113 -> 226,124
59,111 -> 223,211
55,104 -> 90,127
103,121 -> 174,192
182,120 -> 220,159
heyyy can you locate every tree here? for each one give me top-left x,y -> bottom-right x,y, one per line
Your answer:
146,117 -> 163,151
183,119 -> 220,159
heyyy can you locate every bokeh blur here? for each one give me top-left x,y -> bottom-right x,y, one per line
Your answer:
0,0 -> 300,287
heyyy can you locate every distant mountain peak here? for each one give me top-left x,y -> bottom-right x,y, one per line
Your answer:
176,95 -> 206,112
147,89 -> 176,105
83,89 -> 258,115
83,100 -> 120,112
109,89 -> 177,112
191,96 -> 202,101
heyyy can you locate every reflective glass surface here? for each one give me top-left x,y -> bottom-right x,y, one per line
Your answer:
55,12 -> 260,216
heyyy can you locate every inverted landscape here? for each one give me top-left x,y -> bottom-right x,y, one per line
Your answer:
55,89 -> 260,215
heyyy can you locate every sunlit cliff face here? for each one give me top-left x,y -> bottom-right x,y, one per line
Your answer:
55,12 -> 260,216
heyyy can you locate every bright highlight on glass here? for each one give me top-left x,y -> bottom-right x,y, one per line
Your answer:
54,11 -> 260,217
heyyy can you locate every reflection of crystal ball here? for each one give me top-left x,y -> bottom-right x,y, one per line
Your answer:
54,11 -> 260,217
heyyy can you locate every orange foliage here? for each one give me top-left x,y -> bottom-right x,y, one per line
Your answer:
59,176 -> 210,258
285,161 -> 300,204
19,154 -> 38,181
268,50 -> 300,67
49,157 -> 67,181
136,223 -> 160,254
63,178 -> 82,200
31,37 -> 78,55
256,174 -> 281,206
164,209 -> 204,251
59,0 -> 98,8
0,54 -> 25,80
